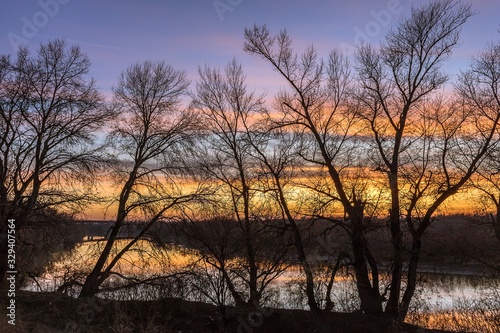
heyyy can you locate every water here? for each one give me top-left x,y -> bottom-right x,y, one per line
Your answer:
26,239 -> 500,332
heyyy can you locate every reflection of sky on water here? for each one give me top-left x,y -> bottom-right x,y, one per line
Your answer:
27,240 -> 498,314
413,273 -> 499,311
275,268 -> 499,312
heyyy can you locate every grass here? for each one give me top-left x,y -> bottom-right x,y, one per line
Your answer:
0,290 -> 464,333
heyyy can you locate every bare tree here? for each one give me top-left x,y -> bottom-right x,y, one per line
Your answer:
243,0 -> 500,323
244,25 -> 383,315
0,40 -> 109,286
354,0 -> 500,321
246,125 -> 327,312
462,41 -> 500,268
473,152 -> 500,246
190,59 -> 290,306
79,60 -> 204,297
180,217 -> 246,308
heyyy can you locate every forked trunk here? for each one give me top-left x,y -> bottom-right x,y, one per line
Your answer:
350,209 -> 383,316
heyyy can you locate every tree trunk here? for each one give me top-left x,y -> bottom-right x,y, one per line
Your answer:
493,205 -> 500,244
398,236 -> 422,321
385,173 -> 403,318
245,224 -> 259,305
274,175 -> 320,312
300,246 -> 319,312
222,267 -> 246,307
79,167 -> 138,298
350,208 -> 383,315
79,209 -> 126,298
324,254 -> 343,312
78,269 -> 102,298
241,176 -> 259,306
283,213 -> 319,311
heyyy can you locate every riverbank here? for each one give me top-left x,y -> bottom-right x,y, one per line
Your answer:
1,291 -> 459,333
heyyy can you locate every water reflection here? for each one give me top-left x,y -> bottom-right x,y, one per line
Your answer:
29,239 -> 500,332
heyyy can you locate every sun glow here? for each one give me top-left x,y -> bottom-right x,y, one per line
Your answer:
78,166 -> 491,221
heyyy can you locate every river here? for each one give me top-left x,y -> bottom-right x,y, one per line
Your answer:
26,239 -> 500,332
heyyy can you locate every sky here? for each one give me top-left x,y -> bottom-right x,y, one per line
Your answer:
1,0 -> 499,100
2,0 -> 497,220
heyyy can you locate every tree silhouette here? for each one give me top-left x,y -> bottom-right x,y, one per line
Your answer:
0,40 -> 109,286
79,60 -> 205,297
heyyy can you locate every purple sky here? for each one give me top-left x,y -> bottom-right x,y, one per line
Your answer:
1,0 -> 499,99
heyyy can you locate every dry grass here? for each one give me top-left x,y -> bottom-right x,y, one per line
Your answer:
1,290 -> 459,333
407,297 -> 500,333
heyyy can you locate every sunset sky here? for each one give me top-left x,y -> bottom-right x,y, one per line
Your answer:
2,0 -> 499,100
